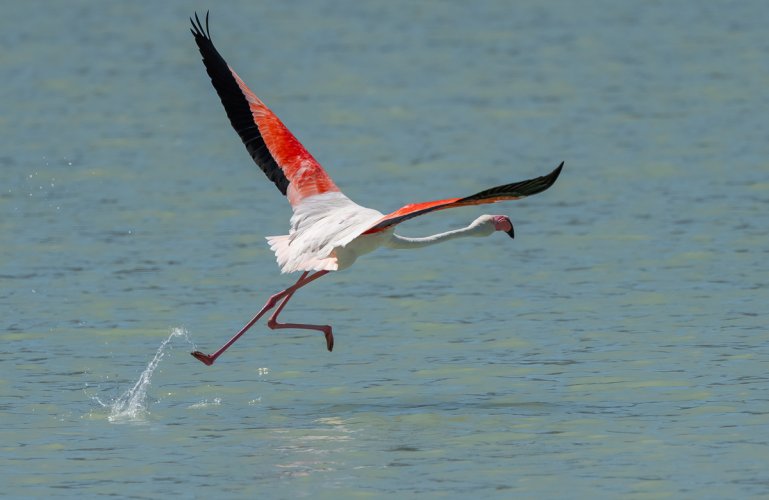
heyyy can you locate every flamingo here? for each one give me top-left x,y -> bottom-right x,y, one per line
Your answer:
188,13 -> 564,366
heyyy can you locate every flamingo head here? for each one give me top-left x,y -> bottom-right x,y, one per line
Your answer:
490,215 -> 515,239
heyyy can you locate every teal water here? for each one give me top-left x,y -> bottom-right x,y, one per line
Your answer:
3,1 -> 768,497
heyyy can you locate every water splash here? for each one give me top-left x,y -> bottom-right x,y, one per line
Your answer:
101,327 -> 192,423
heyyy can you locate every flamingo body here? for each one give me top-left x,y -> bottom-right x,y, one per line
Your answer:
188,13 -> 564,364
267,191 -> 386,273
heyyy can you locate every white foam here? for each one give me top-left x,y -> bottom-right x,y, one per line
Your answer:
188,398 -> 222,409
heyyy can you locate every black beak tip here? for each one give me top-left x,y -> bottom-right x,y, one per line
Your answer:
506,226 -> 515,239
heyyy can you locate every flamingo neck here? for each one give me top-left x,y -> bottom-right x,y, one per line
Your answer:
386,219 -> 494,249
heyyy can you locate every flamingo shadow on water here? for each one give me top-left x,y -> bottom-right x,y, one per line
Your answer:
188,12 -> 564,366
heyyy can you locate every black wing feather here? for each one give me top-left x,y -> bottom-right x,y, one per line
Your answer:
457,161 -> 563,203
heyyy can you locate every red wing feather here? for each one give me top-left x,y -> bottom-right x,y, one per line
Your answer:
191,13 -> 340,206
364,162 -> 564,234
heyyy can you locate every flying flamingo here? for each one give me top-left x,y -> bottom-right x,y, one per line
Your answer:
188,13 -> 564,365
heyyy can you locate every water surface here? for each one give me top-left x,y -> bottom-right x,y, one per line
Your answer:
2,1 -> 768,497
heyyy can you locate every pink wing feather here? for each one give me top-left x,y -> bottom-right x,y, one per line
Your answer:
191,13 -> 339,207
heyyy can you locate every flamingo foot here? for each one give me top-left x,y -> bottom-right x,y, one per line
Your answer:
324,329 -> 334,352
191,351 -> 216,366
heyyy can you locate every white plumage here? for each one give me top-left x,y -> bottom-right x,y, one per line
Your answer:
267,192 -> 385,273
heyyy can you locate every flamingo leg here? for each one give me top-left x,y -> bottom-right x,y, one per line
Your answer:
191,270 -> 328,365
266,286 -> 334,352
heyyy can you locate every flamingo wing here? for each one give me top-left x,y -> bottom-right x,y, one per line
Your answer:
364,162 -> 564,234
190,12 -> 340,207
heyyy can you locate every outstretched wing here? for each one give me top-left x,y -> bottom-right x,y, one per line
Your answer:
364,162 -> 564,234
190,12 -> 340,207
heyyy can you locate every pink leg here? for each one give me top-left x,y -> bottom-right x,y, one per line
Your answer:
191,270 -> 328,366
267,287 -> 334,352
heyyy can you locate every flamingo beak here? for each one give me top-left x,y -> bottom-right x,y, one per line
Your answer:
506,224 -> 515,239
